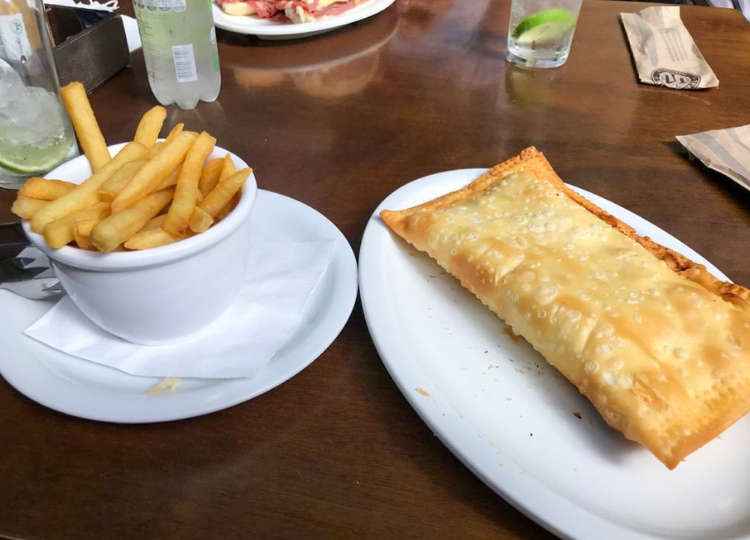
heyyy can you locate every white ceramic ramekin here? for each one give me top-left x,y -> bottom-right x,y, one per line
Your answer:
22,143 -> 258,345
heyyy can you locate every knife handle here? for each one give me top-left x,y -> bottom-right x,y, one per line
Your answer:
0,222 -> 30,258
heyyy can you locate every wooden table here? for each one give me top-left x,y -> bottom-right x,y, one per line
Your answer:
1,1 -> 750,539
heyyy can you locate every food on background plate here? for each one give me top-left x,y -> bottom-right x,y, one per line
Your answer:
381,147 -> 750,469
217,0 -> 373,23
283,0 -> 374,22
12,82 -> 253,252
218,0 -> 287,19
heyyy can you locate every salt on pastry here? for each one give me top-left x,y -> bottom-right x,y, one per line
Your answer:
381,147 -> 750,469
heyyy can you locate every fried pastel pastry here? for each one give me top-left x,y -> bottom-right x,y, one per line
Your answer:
381,147 -> 750,469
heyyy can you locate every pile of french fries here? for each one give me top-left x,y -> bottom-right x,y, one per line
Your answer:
11,81 -> 252,252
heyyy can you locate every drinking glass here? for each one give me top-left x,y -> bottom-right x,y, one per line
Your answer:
0,0 -> 77,190
506,0 -> 583,69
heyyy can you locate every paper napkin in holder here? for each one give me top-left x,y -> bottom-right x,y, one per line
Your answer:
677,124 -> 750,193
24,237 -> 335,379
621,6 -> 719,90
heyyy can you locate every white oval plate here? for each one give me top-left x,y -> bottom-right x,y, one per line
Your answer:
0,190 -> 357,423
212,0 -> 396,39
359,169 -> 750,540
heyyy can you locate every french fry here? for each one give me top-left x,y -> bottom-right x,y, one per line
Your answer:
215,192 -> 241,222
124,228 -> 179,250
199,168 -> 251,218
31,189 -> 96,232
98,159 -> 148,201
11,196 -> 49,219
198,158 -> 224,197
112,132 -> 197,213
147,377 -> 181,394
204,155 -> 237,222
188,206 -> 214,233
147,124 -> 183,159
74,234 -> 94,250
164,123 -> 184,145
19,178 -> 77,200
142,214 -> 167,231
74,220 -> 98,251
158,179 -> 203,202
133,106 -> 167,148
43,202 -> 111,249
149,142 -> 165,157
219,154 -> 236,183
155,164 -> 181,191
76,218 -> 98,238
92,188 -> 175,252
14,94 -> 248,252
163,132 -> 216,237
30,142 -> 149,234
60,82 -> 111,172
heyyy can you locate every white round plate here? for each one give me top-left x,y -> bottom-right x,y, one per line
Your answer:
0,190 -> 357,423
359,169 -> 750,540
212,0 -> 396,39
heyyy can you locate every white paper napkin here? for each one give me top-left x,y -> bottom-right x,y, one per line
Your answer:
24,237 -> 335,379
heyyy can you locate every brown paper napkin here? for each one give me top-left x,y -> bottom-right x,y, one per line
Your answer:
621,6 -> 719,90
677,124 -> 750,192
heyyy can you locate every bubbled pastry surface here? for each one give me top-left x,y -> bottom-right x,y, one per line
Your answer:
382,157 -> 750,470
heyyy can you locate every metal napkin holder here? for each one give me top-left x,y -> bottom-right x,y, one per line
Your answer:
47,6 -> 130,93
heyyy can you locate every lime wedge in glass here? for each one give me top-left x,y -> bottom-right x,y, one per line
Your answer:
0,137 -> 74,176
512,8 -> 576,45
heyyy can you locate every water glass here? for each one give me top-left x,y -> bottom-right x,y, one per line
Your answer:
0,0 -> 77,190
506,0 -> 583,69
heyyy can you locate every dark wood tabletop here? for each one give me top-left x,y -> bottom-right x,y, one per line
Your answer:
2,1 -> 750,539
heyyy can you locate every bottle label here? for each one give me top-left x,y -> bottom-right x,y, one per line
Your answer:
136,0 -> 186,13
172,44 -> 198,83
0,14 -> 31,63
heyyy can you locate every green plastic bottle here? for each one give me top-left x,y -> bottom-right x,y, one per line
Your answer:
133,0 -> 221,110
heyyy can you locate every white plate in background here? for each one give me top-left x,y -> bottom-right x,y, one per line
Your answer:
212,0 -> 396,39
359,168 -> 750,540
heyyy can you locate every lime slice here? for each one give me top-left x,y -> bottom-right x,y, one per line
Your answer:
512,8 -> 576,44
0,138 -> 74,176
